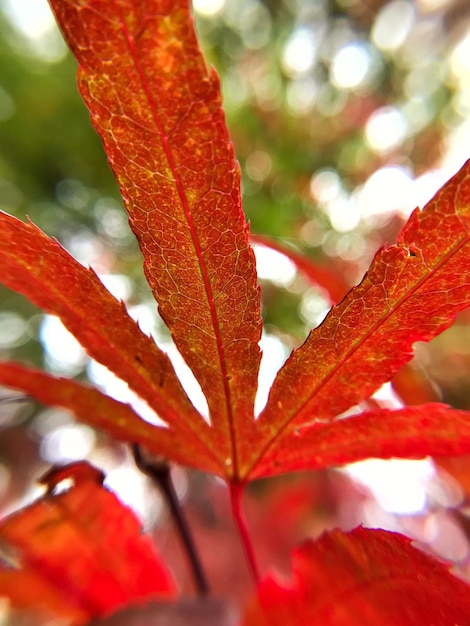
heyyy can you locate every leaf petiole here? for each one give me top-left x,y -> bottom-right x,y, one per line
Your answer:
229,480 -> 260,585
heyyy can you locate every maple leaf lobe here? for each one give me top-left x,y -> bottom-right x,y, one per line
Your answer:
56,0 -> 263,459
247,161 -> 470,479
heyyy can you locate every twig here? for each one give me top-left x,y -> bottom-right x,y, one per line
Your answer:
0,395 -> 31,404
132,444 -> 209,596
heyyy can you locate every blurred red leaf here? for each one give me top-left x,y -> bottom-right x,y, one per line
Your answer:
247,161 -> 470,478
0,462 -> 175,625
47,0 -> 262,477
242,527 -> 470,625
436,455 -> 470,499
250,233 -> 350,303
391,362 -> 442,405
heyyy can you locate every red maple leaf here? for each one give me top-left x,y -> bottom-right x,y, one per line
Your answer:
0,0 -> 470,622
0,462 -> 175,625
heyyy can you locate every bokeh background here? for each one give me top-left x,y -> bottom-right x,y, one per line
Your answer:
1,0 -> 470,614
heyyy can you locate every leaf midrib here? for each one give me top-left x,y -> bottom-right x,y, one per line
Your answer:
114,5 -> 238,473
